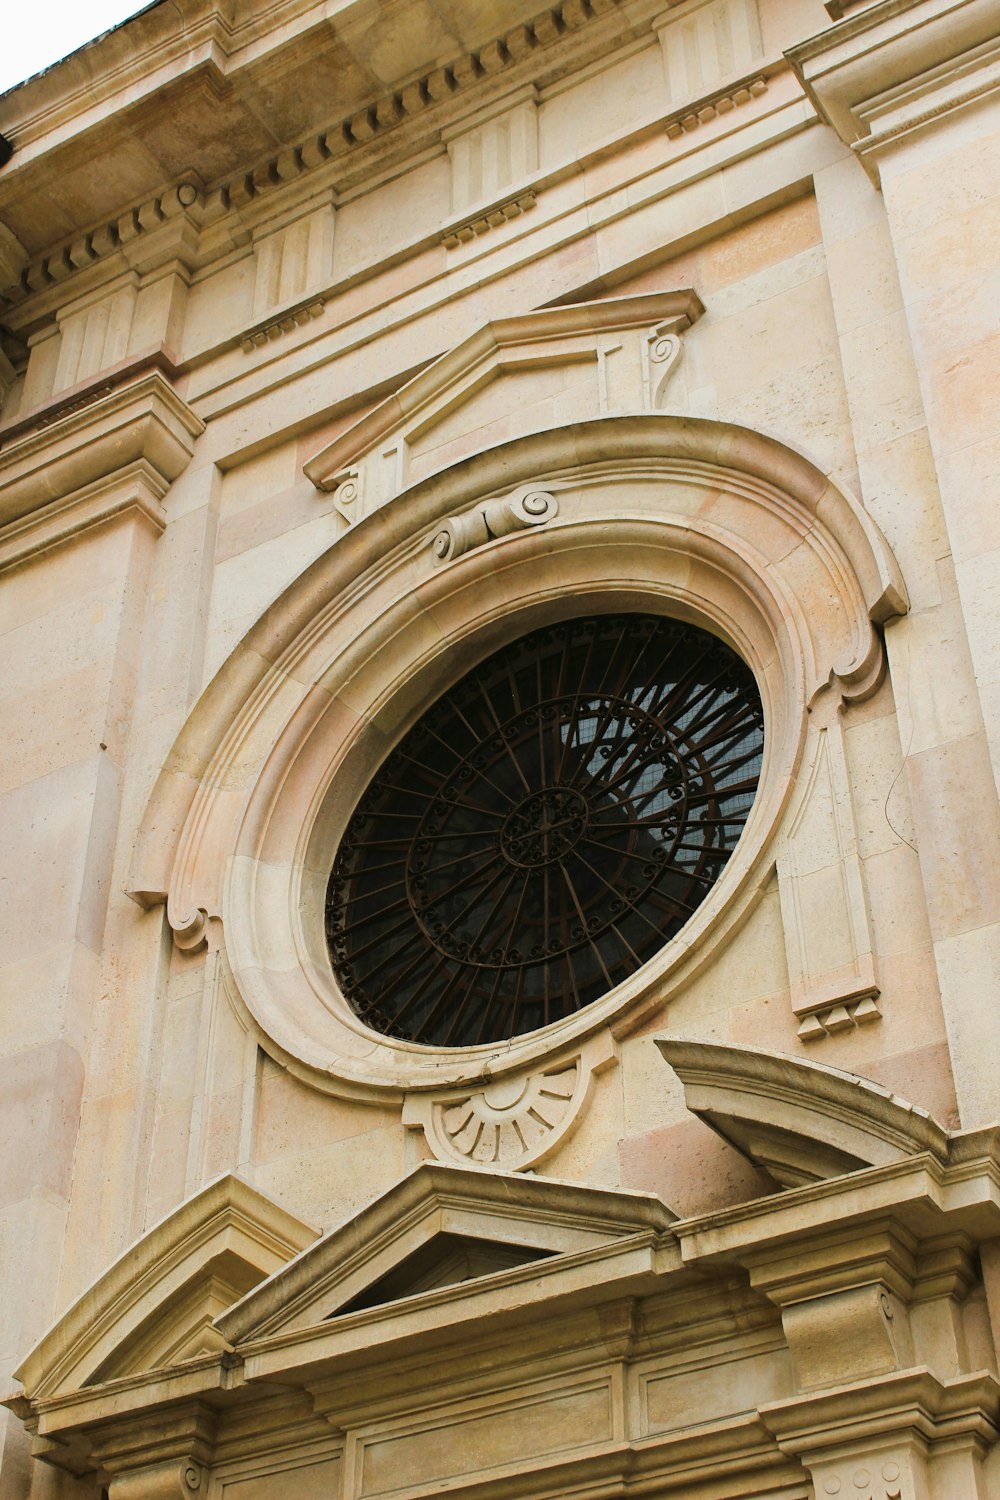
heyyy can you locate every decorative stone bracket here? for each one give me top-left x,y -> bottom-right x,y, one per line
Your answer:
86,1400 -> 218,1500
775,718 -> 882,1042
643,321 -> 685,409
105,1460 -> 206,1500
431,488 -> 558,563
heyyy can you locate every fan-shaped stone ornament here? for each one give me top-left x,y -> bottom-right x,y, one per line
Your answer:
403,1036 -> 616,1171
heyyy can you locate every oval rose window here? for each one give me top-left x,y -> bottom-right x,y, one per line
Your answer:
326,614 -> 764,1046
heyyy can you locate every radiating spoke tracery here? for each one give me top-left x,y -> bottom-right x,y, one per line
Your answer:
326,614 -> 764,1046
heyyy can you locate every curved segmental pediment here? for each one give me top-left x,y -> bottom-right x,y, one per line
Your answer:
217,1161 -> 677,1344
13,1175 -> 317,1402
656,1038 -> 950,1189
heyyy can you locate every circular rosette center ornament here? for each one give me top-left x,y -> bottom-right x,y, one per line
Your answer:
499,785 -> 590,870
326,614 -> 763,1047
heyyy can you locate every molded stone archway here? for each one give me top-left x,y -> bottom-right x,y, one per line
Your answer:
130,415 -> 907,1100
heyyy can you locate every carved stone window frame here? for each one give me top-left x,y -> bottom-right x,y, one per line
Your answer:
131,415 -> 906,1102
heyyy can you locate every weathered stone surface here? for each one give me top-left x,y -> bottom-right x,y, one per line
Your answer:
2,2 -> 1000,1497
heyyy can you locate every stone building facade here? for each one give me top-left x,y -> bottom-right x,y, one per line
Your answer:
1,0 -> 1000,1495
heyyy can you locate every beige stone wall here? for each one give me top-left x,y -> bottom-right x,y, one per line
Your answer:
1,0 -> 999,1495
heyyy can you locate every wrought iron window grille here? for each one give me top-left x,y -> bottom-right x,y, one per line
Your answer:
326,614 -> 764,1047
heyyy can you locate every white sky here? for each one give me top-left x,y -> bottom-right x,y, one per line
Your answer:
1,2 -> 153,97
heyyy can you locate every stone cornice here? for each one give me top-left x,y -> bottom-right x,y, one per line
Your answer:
217,1162 -> 677,1346
786,0 -> 1000,181
657,1037 -> 950,1189
0,0 -> 648,306
14,1174 -> 316,1403
672,1145 -> 1000,1272
2,184 -> 201,306
0,345 -> 182,445
760,1367 -> 1000,1453
0,360 -> 204,535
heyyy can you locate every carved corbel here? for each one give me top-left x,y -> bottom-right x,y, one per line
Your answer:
167,904 -> 212,954
107,1462 -> 206,1500
598,1297 -> 641,1361
431,488 -> 558,563
820,626 -> 890,709
643,321 -> 684,409
329,467 -> 364,524
89,1401 -> 216,1500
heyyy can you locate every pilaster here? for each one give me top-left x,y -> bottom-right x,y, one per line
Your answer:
0,366 -> 203,1497
798,0 -> 1000,1127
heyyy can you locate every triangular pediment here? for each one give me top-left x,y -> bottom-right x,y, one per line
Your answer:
14,1175 -> 317,1401
217,1162 -> 676,1344
302,291 -> 702,522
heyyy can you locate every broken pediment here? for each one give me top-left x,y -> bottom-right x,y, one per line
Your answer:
14,1175 -> 317,1402
656,1038 -> 950,1189
217,1161 -> 676,1344
302,290 -> 702,523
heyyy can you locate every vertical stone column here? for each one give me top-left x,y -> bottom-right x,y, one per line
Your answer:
813,143 -> 1000,1129
873,101 -> 1000,1132
56,444 -> 224,1297
872,95 -> 1000,797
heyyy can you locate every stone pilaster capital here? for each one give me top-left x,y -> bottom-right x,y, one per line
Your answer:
760,1369 -> 1000,1499
87,1398 -> 216,1497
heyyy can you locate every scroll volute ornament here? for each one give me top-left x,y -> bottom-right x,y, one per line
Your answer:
106,1462 -> 204,1500
431,488 -> 558,562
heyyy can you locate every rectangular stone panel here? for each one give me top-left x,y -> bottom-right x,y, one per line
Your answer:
217,1454 -> 341,1498
642,1346 -> 792,1435
358,1380 -> 613,1495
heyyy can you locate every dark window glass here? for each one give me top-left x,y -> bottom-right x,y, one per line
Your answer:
326,614 -> 764,1046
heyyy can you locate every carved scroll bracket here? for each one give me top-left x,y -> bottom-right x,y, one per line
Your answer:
431,488 -> 558,564
642,321 -> 685,409
165,902 -> 225,957
328,467 -> 364,524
